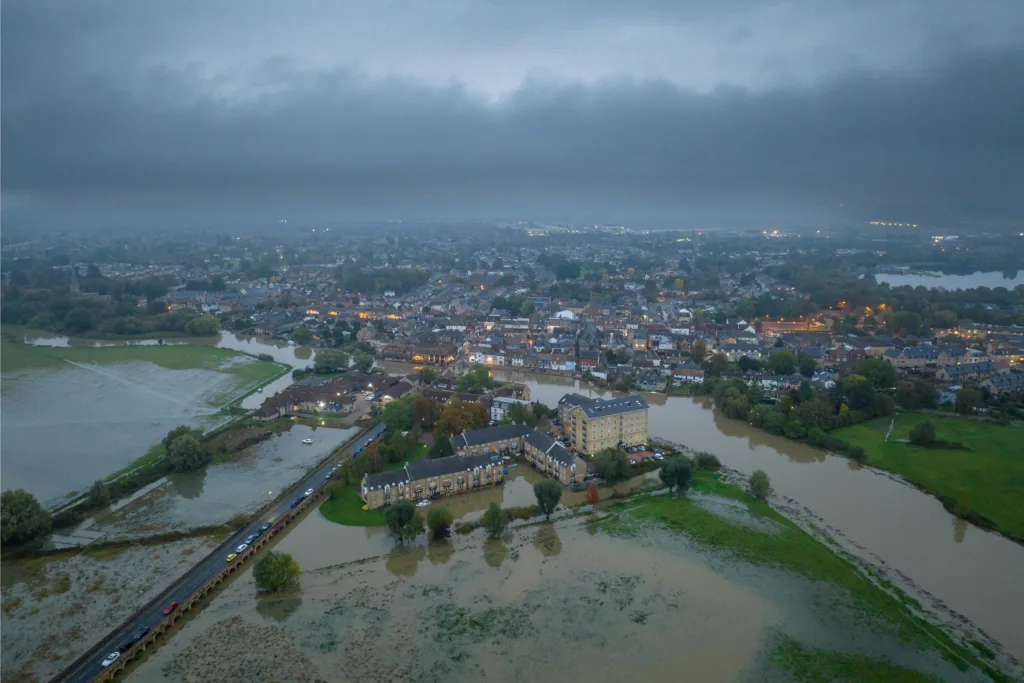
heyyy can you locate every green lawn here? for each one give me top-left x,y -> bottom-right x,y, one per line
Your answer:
833,413 -> 1024,541
106,443 -> 167,481
319,443 -> 426,527
0,339 -> 286,405
598,471 -> 1000,680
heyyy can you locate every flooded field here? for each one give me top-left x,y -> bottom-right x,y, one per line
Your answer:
0,534 -> 225,683
1,345 -> 284,504
123,502 -> 978,683
91,425 -> 357,537
493,370 -> 1024,663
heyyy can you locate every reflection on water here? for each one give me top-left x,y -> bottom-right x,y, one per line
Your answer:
168,469 -> 206,500
255,595 -> 303,623
532,524 -> 562,557
386,545 -> 426,577
953,517 -> 968,544
427,541 -> 455,566
483,538 -> 507,567
492,369 -> 1024,660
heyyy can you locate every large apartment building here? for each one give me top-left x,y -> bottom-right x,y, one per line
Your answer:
559,393 -> 649,455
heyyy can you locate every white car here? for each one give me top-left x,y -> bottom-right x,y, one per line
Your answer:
235,543 -> 249,553
304,488 -> 315,497
101,652 -> 120,667
416,500 -> 431,508
301,438 -> 314,445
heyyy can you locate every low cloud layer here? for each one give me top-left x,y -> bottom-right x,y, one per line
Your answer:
3,0 -> 1023,225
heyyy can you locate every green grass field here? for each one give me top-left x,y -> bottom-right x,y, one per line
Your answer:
599,471 -> 1003,681
0,339 -> 286,405
833,413 -> 1024,541
319,444 -> 426,527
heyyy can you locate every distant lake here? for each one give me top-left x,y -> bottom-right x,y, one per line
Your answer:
871,270 -> 1022,290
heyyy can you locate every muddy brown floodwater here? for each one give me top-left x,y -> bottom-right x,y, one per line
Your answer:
124,511 -> 971,683
492,370 -> 1024,662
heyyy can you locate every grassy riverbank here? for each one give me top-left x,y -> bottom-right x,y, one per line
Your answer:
833,413 -> 1024,541
598,470 -> 1005,681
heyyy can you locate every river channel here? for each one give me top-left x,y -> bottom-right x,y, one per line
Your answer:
492,369 -> 1024,661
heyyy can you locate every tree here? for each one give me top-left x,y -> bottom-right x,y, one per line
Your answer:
384,500 -> 423,544
585,483 -> 600,505
955,387 -> 980,415
456,364 -> 495,394
412,395 -> 442,428
749,470 -> 771,501
253,551 -> 301,592
888,311 -> 923,337
842,375 -> 877,412
314,348 -> 349,373
433,398 -> 488,441
858,358 -> 897,389
766,351 -> 796,375
709,353 -> 729,374
481,502 -> 509,538
418,367 -> 439,385
500,402 -> 538,427
429,437 -> 454,459
168,434 -> 211,472
690,340 -> 707,363
909,421 -> 936,447
593,448 -> 631,482
895,381 -> 921,409
659,456 -> 692,494
63,307 -> 94,333
162,424 -> 203,451
381,396 -> 414,431
87,479 -> 110,508
184,315 -> 220,336
353,351 -> 374,373
533,479 -> 563,521
737,356 -> 761,372
292,326 -> 313,345
1,489 -> 52,546
426,506 -> 454,540
797,352 -> 816,377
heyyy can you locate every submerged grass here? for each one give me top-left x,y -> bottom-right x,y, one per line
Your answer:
770,635 -> 942,683
597,470 -> 1005,681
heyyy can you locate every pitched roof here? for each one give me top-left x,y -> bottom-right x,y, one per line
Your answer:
578,394 -> 649,418
558,392 -> 592,408
450,423 -> 532,450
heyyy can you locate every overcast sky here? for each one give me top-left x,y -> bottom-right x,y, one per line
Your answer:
3,0 -> 1023,228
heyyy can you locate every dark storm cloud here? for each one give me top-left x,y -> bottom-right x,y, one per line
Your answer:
3,0 -> 1023,222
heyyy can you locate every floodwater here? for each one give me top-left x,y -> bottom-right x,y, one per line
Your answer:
871,270 -> 1022,290
1,362 -> 231,504
493,369 -> 1024,661
2,331 -> 314,502
92,425 -> 357,535
124,514 -> 970,683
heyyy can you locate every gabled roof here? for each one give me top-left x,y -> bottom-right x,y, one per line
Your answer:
450,423 -> 532,450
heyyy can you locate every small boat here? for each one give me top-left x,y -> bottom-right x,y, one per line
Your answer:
416,500 -> 431,508
302,438 -> 314,445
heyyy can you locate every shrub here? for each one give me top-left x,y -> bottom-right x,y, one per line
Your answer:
846,445 -> 868,464
257,353 -> 274,362
585,483 -> 600,505
909,421 -> 936,447
1,490 -> 52,546
505,505 -> 537,521
694,451 -> 721,471
427,506 -> 454,540
481,502 -> 508,538
385,500 -> 423,544
749,470 -> 771,501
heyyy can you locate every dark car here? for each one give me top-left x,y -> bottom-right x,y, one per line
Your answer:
290,498 -> 302,508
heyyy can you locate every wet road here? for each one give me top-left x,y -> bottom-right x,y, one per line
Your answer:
56,422 -> 383,683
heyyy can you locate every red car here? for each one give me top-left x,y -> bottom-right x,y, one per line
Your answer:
162,601 -> 179,615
